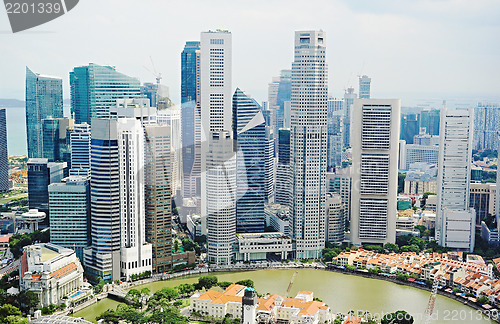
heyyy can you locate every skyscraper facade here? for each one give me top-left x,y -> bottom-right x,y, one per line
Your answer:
232,88 -> 266,233
436,108 -> 475,252
351,99 -> 401,246
358,75 -> 371,99
290,31 -> 328,259
326,192 -> 344,244
144,124 -> 172,273
69,123 -> 91,176
473,103 -> 500,150
420,109 -> 440,136
275,128 -> 291,206
327,98 -> 343,171
342,87 -> 356,148
84,118 -> 120,281
181,41 -> 201,199
70,63 -> 141,124
27,158 -> 65,215
0,109 -> 9,192
400,113 -> 420,144
26,67 -> 63,159
157,106 -> 182,198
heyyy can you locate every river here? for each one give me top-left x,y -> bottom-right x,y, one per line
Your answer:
72,269 -> 495,323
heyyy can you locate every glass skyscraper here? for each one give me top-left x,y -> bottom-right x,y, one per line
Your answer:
233,88 -> 266,233
25,67 -> 63,159
70,63 -> 141,124
0,109 -> 8,193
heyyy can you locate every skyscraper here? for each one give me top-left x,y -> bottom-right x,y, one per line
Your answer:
141,82 -> 169,109
69,123 -> 91,176
27,158 -> 65,216
117,118 -> 152,280
232,88 -> 266,233
342,87 -> 356,148
358,75 -> 371,99
157,106 -> 182,198
84,118 -> 120,281
181,41 -> 201,199
275,128 -> 291,206
351,99 -> 401,246
276,70 -> 292,131
144,124 -> 172,273
473,103 -> 500,150
400,113 -> 420,144
436,108 -> 475,252
48,176 -> 90,261
326,192 -> 344,244
70,63 -> 141,124
290,31 -> 328,259
0,109 -> 9,192
420,109 -> 440,136
327,97 -> 343,171
25,67 -> 63,159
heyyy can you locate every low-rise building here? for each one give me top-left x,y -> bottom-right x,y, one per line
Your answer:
19,243 -> 88,307
264,204 -> 290,235
234,233 -> 292,262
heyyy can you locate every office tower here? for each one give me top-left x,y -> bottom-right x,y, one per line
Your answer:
276,70 -> 292,130
358,75 -> 371,99
84,118 -> 120,281
327,98 -> 343,171
116,118 -> 152,280
48,176 -> 90,261
157,106 -> 182,198
326,192 -> 344,244
232,88 -> 266,233
290,31 -> 328,259
206,131 -> 236,265
144,124 -> 172,273
413,129 -> 440,146
181,41 -> 201,199
398,140 -> 407,170
70,123 -> 91,176
70,63 -> 141,124
473,103 -> 500,150
0,109 -> 8,192
27,159 -> 65,216
41,117 -> 74,164
264,127 -> 275,203
327,167 -> 352,225
268,76 -> 280,132
404,144 -> 439,169
436,108 -> 475,252
275,128 -> 291,206
470,183 -> 496,226
25,67 -> 63,159
420,109 -> 440,136
343,87 -> 356,148
400,113 -> 420,144
200,30 -> 233,264
141,82 -> 169,109
351,99 -> 401,245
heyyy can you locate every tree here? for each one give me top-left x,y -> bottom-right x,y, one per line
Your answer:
235,279 -> 254,288
384,243 -> 399,253
96,310 -> 119,324
478,296 -> 489,305
217,281 -> 233,289
176,283 -> 195,296
18,290 -> 39,314
174,240 -> 179,253
197,275 -> 218,290
151,287 -> 178,302
381,310 -> 414,324
0,304 -> 21,320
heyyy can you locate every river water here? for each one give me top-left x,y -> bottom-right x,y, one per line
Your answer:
72,269 -> 495,323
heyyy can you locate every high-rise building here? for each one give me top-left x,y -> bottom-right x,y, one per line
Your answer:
420,109 -> 440,136
473,103 -> 500,150
141,82 -> 169,109
327,167 -> 352,225
181,41 -> 201,199
404,144 -> 440,169
70,63 -> 141,124
275,128 -> 291,206
41,117 -> 74,165
326,192 -> 344,244
289,31 -> 328,259
232,88 -> 266,233
436,108 -> 475,252
84,118 -> 120,281
276,70 -> 292,131
69,123 -> 91,176
157,106 -> 182,198
264,127 -> 275,204
342,88 -> 356,148
26,67 -> 63,159
351,99 -> 401,245
0,109 -> 9,192
206,131 -> 236,265
28,158 -> 65,216
327,98 -> 343,171
117,118 -> 152,280
200,30 -> 234,264
358,75 -> 371,99
144,124 -> 172,273
48,176 -> 90,261
400,113 -> 420,144
470,183 -> 496,227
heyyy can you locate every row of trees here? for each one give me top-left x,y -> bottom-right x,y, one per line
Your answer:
9,230 -> 50,259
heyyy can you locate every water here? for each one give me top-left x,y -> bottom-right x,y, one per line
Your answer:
72,269 -> 495,323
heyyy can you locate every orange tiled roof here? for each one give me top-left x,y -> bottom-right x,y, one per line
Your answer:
50,262 -> 78,279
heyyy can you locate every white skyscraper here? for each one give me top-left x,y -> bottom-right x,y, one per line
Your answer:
290,31 -> 328,259
436,107 -> 475,252
200,30 -> 235,264
351,99 -> 401,246
117,118 -> 152,279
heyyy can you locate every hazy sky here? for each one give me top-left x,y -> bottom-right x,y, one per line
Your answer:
1,0 -> 499,106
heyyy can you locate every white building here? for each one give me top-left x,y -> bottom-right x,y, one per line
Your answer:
405,144 -> 440,169
157,105 -> 182,197
351,99 -> 401,246
234,233 -> 292,262
117,118 -> 152,279
20,243 -> 88,307
289,30 -> 328,259
265,203 -> 290,235
436,107 -> 475,252
326,193 -> 344,244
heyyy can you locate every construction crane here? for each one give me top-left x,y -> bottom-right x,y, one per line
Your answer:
143,56 -> 162,108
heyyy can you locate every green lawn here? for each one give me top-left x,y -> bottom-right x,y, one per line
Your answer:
0,192 -> 27,204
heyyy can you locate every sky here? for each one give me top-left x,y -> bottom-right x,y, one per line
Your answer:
0,0 -> 499,107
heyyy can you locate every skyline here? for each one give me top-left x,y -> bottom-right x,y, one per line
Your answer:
0,0 -> 499,107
